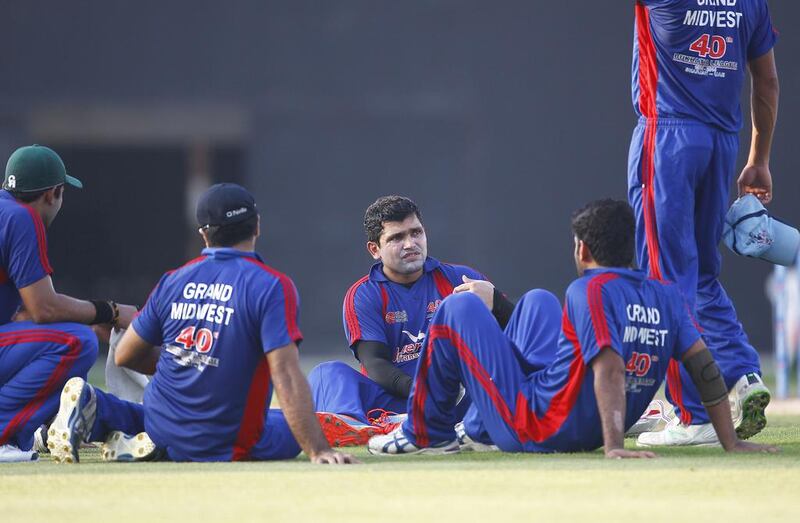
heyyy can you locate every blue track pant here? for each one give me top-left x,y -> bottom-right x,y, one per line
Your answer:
628,117 -> 761,424
0,322 -> 98,450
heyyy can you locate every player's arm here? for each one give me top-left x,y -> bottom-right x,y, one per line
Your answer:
738,49 -> 779,203
591,347 -> 656,459
268,343 -> 359,465
681,340 -> 778,453
18,276 -> 138,327
453,275 -> 515,328
115,325 -> 160,375
355,340 -> 412,397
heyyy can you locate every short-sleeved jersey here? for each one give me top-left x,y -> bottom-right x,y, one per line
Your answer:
343,257 -> 485,377
517,268 -> 700,452
134,247 -> 302,461
0,190 -> 53,325
633,0 -> 777,132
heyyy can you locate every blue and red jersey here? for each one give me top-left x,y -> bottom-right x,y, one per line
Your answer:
0,190 -> 53,325
343,257 -> 485,376
633,0 -> 777,132
518,268 -> 700,451
133,247 -> 302,461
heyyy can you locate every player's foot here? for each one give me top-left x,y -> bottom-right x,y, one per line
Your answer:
0,444 -> 38,462
636,417 -> 719,447
731,372 -> 770,440
455,421 -> 498,452
626,399 -> 673,437
33,424 -> 50,455
48,377 -> 97,464
368,426 -> 460,456
316,412 -> 385,447
101,431 -> 160,462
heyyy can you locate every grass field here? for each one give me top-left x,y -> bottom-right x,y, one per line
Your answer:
2,413 -> 798,523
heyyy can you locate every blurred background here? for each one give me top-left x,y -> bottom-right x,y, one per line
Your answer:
1,1 -> 798,382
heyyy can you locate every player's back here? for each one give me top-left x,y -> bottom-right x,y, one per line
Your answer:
633,0 -> 777,132
522,268 -> 699,452
133,247 -> 301,461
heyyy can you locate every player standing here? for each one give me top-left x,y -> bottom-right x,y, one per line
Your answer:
369,200 -> 778,457
308,196 -> 525,445
629,0 -> 779,445
48,183 -> 356,464
0,145 -> 137,462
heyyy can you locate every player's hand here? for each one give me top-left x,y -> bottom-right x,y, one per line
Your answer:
115,304 -> 139,329
453,275 -> 494,311
605,448 -> 657,459
737,163 -> 773,204
726,440 -> 780,454
310,449 -> 361,465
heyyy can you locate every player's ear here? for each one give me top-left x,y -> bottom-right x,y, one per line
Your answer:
255,215 -> 261,239
578,240 -> 594,264
366,241 -> 381,260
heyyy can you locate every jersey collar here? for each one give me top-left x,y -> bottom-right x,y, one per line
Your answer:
369,256 -> 442,283
582,266 -> 646,281
200,247 -> 264,262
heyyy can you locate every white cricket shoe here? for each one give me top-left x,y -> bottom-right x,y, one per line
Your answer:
48,377 -> 97,464
730,373 -> 770,440
636,416 -> 720,447
0,444 -> 38,462
626,399 -> 673,437
101,431 -> 159,462
33,424 -> 49,454
455,421 -> 498,452
368,426 -> 460,456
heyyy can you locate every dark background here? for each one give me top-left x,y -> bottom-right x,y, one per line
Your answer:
1,1 -> 797,357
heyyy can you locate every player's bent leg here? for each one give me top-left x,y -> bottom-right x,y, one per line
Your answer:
369,293 -> 526,456
0,322 -> 98,455
248,409 -> 302,461
504,289 -> 562,371
309,361 -> 388,424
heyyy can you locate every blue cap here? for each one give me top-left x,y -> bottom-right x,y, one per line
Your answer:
723,194 -> 799,266
196,183 -> 258,227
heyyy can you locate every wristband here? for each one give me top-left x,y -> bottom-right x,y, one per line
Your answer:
90,300 -> 113,324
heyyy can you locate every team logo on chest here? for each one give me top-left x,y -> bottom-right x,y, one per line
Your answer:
425,300 -> 442,320
385,310 -> 408,324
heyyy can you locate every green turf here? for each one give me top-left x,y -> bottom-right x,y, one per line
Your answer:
2,415 -> 798,523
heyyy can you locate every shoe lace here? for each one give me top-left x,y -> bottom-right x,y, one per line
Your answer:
367,408 -> 402,433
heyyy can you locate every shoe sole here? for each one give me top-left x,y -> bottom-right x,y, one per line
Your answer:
48,377 -> 89,464
736,390 -> 770,440
316,413 -> 382,447
101,432 -> 158,462
367,442 -> 461,456
636,438 -> 720,448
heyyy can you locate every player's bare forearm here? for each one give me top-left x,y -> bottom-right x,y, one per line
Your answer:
115,326 -> 159,375
747,50 -> 779,167
591,348 -> 626,455
268,344 -> 332,458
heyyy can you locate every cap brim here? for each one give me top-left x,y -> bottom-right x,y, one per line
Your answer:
65,174 -> 83,189
762,221 -> 800,266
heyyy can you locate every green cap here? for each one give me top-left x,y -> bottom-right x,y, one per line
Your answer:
3,145 -> 83,192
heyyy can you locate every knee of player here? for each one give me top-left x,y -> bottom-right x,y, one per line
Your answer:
517,289 -> 561,313
439,291 -> 485,317
73,326 -> 100,364
307,360 -> 351,387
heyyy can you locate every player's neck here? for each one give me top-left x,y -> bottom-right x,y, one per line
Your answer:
383,267 -> 423,285
207,238 -> 257,253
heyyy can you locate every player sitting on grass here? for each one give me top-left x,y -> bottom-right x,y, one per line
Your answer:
308,195 -> 526,447
0,145 -> 137,463
369,199 -> 779,457
47,183 -> 356,464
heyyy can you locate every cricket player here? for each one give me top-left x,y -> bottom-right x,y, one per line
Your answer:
308,196 -> 526,445
369,200 -> 778,457
47,183 -> 356,464
629,0 -> 779,445
0,145 -> 137,462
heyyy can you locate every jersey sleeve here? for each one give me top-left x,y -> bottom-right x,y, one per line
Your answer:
132,274 -> 169,347
671,289 -> 702,360
5,208 -> 52,289
748,0 -> 778,60
565,280 -> 623,364
258,275 -> 303,354
342,284 -> 387,347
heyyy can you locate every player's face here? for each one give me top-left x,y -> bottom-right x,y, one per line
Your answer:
368,214 -> 427,284
574,236 -> 585,276
42,186 -> 63,228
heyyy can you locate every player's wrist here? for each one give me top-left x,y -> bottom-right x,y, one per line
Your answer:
89,300 -> 119,325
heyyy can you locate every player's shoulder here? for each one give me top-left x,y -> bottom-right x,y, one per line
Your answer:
0,194 -> 37,225
435,260 -> 484,281
344,273 -> 377,306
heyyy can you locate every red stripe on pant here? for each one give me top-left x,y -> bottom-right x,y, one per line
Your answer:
0,332 -> 82,445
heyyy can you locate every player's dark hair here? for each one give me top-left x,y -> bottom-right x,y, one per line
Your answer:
205,215 -> 258,247
364,195 -> 423,244
571,199 -> 635,268
8,184 -> 64,203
